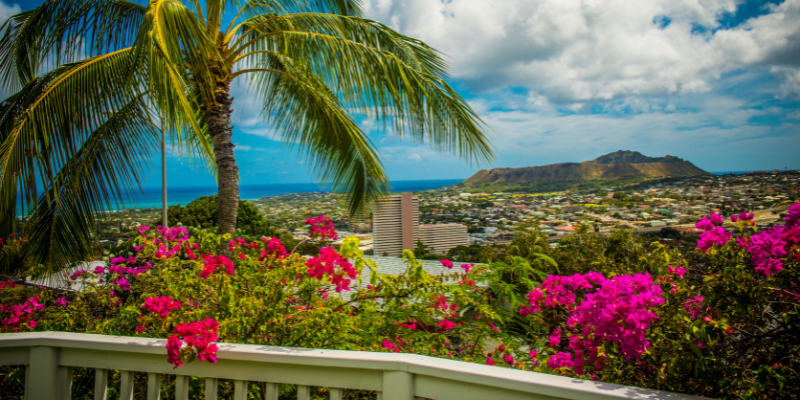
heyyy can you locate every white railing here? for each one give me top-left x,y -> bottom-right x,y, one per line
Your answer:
0,332 -> 708,400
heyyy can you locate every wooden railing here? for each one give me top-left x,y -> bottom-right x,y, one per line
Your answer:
0,332 -> 708,400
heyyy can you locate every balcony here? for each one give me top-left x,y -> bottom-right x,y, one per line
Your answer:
0,332 -> 707,400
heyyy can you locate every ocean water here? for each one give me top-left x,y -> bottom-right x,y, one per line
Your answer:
120,179 -> 463,209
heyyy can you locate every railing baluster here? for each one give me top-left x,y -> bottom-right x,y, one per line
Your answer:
175,375 -> 189,400
381,371 -> 413,400
263,382 -> 279,400
93,369 -> 108,400
205,378 -> 218,400
296,385 -> 309,400
233,380 -> 247,400
329,388 -> 342,400
120,371 -> 134,400
26,346 -> 59,400
147,373 -> 161,400
57,366 -> 73,400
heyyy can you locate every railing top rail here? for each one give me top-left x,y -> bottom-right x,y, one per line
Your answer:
0,332 -> 709,400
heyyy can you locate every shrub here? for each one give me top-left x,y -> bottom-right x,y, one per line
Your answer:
162,195 -> 276,237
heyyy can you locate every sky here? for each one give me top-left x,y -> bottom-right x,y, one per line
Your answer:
2,0 -> 799,187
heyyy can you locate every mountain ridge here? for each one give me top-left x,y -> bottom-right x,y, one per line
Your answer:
461,151 -> 709,191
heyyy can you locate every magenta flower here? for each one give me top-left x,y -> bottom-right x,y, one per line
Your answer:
437,320 -> 456,331
114,277 -> 131,291
306,215 -> 337,240
167,318 -> 220,368
709,213 -> 724,225
306,247 -> 356,292
785,203 -> 800,229
549,328 -> 562,348
696,227 -> 731,252
440,259 -> 454,269
695,217 -> 715,231
547,352 -> 574,369
70,269 -> 88,280
142,296 -> 182,318
486,357 -> 495,366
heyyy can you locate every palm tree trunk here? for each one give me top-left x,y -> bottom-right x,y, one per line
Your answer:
161,121 -> 168,229
206,78 -> 239,250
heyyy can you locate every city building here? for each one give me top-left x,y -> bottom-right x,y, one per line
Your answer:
373,193 -> 419,257
418,223 -> 468,255
373,193 -> 467,256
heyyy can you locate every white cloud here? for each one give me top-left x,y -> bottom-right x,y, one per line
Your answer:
406,152 -> 424,162
771,66 -> 800,99
364,0 -> 800,103
0,1 -> 20,24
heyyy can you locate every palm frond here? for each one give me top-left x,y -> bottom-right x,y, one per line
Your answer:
0,48 -> 142,238
248,52 -> 388,217
231,13 -> 494,165
0,0 -> 146,91
135,0 -> 215,153
24,95 -> 158,269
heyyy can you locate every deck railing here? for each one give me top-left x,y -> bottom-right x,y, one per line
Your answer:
0,332 -> 707,400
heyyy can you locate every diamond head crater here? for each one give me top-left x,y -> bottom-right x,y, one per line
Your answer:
458,150 -> 710,193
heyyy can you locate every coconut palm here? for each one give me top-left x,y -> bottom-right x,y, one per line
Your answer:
0,0 -> 493,267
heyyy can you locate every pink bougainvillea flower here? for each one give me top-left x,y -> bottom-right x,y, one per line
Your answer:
486,357 -> 495,366
695,217 -> 715,232
200,255 -> 235,279
142,296 -> 182,318
547,352 -> 574,369
437,320 -> 456,331
785,203 -> 800,229
709,213 -> 724,225
70,269 -> 88,281
306,247 -> 356,292
306,215 -> 337,240
115,277 -> 131,291
167,318 -> 220,368
503,354 -> 514,365
549,328 -> 562,348
696,227 -> 732,252
381,339 -> 401,353
667,266 -> 686,278
397,321 -> 418,331
440,259 -> 454,269
684,295 -> 704,319
259,237 -> 288,261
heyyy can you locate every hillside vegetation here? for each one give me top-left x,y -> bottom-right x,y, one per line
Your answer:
461,150 -> 709,192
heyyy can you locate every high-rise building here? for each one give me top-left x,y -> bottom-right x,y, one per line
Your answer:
418,223 -> 468,255
372,193 -> 419,257
372,193 -> 466,257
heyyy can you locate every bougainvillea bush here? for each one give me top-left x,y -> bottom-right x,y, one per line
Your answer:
0,218 -> 528,398
1,206 -> 798,399
518,205 -> 800,399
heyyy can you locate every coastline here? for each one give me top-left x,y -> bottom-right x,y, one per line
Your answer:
110,179 -> 464,210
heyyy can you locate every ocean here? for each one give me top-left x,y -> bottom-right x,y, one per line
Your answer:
119,179 -> 463,209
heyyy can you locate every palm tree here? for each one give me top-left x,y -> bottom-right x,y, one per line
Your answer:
0,0 -> 493,266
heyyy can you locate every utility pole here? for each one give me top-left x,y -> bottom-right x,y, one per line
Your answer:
161,121 -> 168,228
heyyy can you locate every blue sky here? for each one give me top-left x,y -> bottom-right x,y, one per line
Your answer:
2,0 -> 799,187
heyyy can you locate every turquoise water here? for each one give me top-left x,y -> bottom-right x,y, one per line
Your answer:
118,179 -> 463,209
